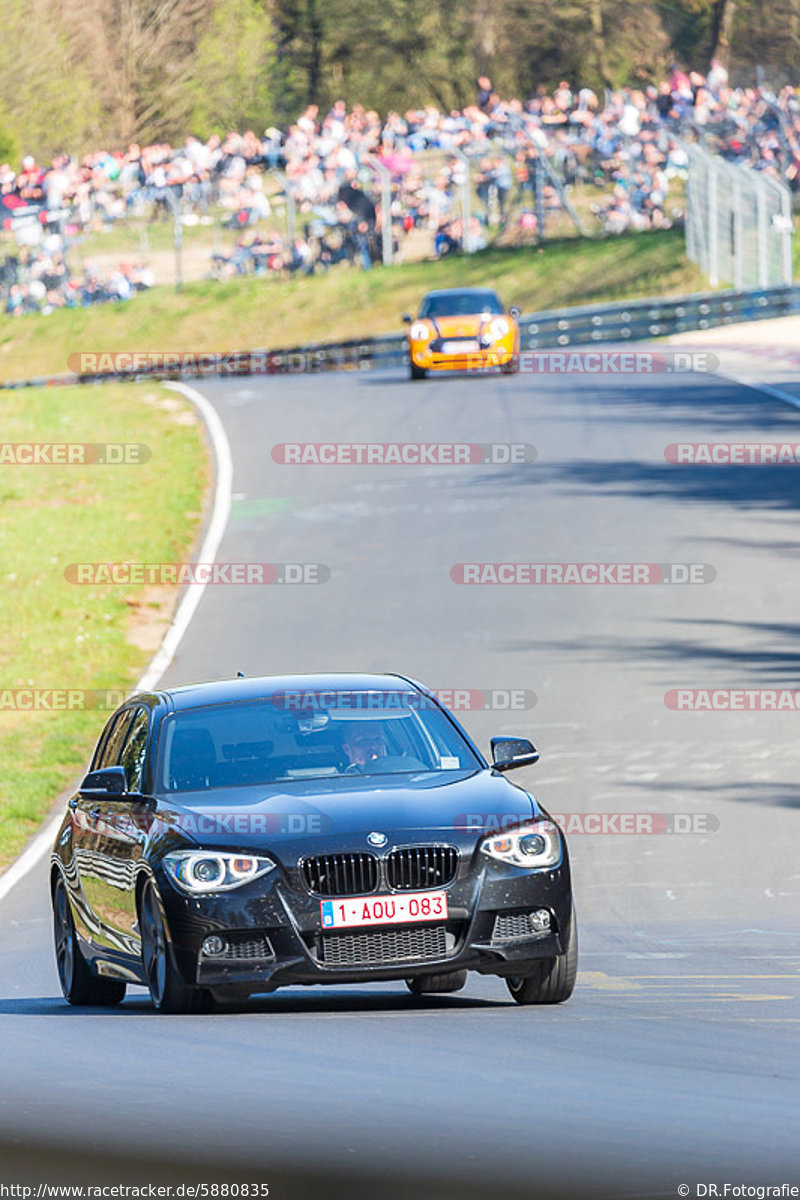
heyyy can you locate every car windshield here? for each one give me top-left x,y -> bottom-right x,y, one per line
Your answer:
157,691 -> 482,792
419,291 -> 504,318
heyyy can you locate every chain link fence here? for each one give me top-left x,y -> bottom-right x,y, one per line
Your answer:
684,142 -> 794,288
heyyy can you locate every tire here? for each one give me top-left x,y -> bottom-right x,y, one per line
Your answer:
405,970 -> 468,995
505,913 -> 578,1005
52,875 -> 126,1007
501,344 -> 520,374
409,363 -> 427,380
139,879 -> 211,1014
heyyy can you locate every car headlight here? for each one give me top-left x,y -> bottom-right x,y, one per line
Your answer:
164,851 -> 276,894
488,317 -> 510,340
409,322 -> 431,340
480,819 -> 561,869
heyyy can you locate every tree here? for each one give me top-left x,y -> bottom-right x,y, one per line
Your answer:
51,0 -> 213,145
190,0 -> 275,136
0,0 -> 98,159
269,0 -> 328,117
477,1 -> 669,96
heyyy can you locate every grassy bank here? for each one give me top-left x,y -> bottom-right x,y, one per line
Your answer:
0,382 -> 207,869
0,229 -> 708,383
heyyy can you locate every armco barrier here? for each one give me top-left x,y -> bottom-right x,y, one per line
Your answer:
1,284 -> 798,390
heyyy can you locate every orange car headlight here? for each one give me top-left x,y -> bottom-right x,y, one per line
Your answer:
410,322 -> 431,341
488,317 -> 510,340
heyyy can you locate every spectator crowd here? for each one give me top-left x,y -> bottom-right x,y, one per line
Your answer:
2,64 -> 798,314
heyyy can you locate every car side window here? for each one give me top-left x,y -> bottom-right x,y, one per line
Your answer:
120,707 -> 150,794
94,709 -> 134,770
91,714 -> 119,770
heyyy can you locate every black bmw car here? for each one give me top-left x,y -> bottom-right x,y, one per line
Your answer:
51,674 -> 576,1012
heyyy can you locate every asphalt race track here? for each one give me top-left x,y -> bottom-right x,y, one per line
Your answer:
2,359 -> 800,1197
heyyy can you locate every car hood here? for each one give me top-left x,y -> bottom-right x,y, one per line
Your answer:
152,769 -> 540,851
427,315 -> 485,338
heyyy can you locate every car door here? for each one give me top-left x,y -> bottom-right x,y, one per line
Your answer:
86,705 -> 152,955
111,705 -> 153,953
71,707 -> 135,952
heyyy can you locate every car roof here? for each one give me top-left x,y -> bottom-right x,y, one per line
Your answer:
422,287 -> 501,298
156,673 -> 422,711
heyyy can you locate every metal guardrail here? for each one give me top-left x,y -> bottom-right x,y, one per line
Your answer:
1,285 -> 798,390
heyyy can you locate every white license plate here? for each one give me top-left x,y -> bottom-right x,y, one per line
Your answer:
320,891 -> 448,929
440,339 -> 479,354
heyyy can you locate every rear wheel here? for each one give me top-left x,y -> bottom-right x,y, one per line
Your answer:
405,970 -> 468,995
139,879 -> 211,1014
52,876 -> 126,1007
506,914 -> 578,1005
409,363 -> 427,380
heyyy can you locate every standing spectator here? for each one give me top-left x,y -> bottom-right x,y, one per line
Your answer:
477,76 -> 493,112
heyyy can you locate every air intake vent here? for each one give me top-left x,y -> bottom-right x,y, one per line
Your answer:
321,924 -> 448,967
493,912 -> 537,942
386,846 -> 458,890
302,853 -> 379,896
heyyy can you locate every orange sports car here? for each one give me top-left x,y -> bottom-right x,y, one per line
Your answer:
403,287 -> 520,380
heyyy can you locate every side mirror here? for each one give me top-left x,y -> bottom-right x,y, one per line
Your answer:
509,305 -> 521,319
490,736 -> 539,772
79,765 -> 129,799
402,313 -> 412,324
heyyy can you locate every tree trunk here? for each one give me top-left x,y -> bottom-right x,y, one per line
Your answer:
306,0 -> 323,106
710,0 -> 737,67
474,0 -> 496,74
587,0 -> 611,89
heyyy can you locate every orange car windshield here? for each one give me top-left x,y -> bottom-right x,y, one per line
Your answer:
419,292 -> 504,318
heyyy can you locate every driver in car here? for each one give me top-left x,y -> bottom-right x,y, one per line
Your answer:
341,724 -> 389,772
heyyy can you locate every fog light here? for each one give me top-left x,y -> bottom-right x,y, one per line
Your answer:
202,935 -> 226,957
529,909 -> 551,932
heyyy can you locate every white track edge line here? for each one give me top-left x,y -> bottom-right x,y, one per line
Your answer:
717,370 -> 800,411
0,380 -> 232,904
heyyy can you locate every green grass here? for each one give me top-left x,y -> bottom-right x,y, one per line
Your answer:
0,382 -> 206,869
0,229 -> 708,383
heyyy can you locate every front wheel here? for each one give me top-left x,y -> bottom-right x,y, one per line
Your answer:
506,914 -> 578,1005
406,970 -> 468,995
409,362 -> 427,380
53,876 -> 126,1007
139,879 -> 211,1014
501,345 -> 519,374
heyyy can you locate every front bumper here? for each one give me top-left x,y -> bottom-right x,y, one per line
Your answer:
409,339 -> 516,372
159,858 -> 573,993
